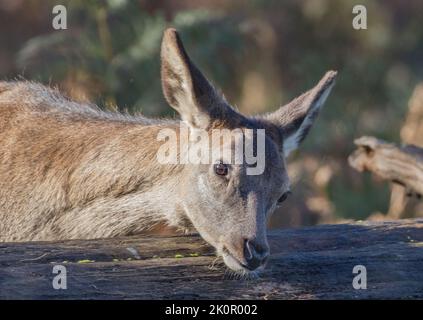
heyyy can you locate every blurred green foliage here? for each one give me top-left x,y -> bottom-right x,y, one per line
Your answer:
1,0 -> 422,225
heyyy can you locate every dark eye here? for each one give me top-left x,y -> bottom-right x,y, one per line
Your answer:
278,191 -> 291,204
214,162 -> 228,176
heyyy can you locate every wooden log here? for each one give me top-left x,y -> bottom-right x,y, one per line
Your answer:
388,84 -> 423,218
0,218 -> 422,299
349,136 -> 423,196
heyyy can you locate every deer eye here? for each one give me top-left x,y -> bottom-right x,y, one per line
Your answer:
214,162 -> 228,176
278,191 -> 291,204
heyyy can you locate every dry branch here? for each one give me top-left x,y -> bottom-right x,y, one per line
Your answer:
349,136 -> 423,196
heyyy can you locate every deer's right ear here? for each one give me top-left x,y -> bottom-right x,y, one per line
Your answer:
161,28 -> 230,129
262,71 -> 337,157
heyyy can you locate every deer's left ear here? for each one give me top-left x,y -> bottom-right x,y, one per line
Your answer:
160,28 -> 243,130
262,71 -> 337,157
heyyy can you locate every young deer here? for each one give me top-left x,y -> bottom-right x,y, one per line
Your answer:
0,28 -> 336,273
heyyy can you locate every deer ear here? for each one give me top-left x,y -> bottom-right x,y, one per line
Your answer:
161,28 -> 232,129
263,71 -> 337,157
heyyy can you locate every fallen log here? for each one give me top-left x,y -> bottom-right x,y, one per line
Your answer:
349,136 -> 423,196
0,218 -> 422,299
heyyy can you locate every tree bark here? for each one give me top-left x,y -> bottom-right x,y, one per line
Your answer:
0,218 -> 422,299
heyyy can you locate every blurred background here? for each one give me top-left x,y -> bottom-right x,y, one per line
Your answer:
1,0 -> 422,228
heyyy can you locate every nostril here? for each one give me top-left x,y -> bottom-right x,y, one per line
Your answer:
243,239 -> 269,270
244,239 -> 267,256
244,239 -> 254,261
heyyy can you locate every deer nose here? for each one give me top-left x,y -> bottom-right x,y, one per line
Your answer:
243,239 -> 269,270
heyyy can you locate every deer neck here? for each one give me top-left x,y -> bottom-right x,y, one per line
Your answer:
56,122 -> 189,239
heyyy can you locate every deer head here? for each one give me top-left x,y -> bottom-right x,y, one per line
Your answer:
160,28 -> 336,273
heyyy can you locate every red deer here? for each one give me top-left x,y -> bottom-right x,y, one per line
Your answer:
0,28 -> 336,273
